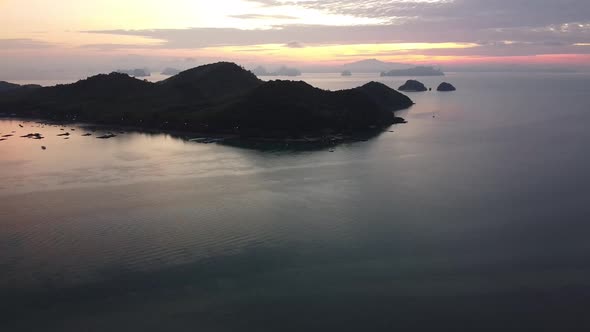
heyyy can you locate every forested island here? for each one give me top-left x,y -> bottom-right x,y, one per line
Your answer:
0,62 -> 413,139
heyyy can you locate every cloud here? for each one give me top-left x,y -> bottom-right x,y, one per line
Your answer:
76,0 -> 589,58
285,41 -> 304,48
78,43 -> 161,51
248,0 -> 590,28
83,22 -> 590,53
4,0 -> 588,79
230,14 -> 297,20
243,0 -> 590,42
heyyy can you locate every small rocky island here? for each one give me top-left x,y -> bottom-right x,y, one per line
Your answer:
398,80 -> 428,92
437,82 -> 456,91
0,62 -> 414,139
341,70 -> 352,77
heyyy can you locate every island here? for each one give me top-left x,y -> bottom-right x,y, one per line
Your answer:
116,68 -> 151,77
381,66 -> 444,77
341,70 -> 352,77
437,82 -> 456,91
251,65 -> 302,77
0,62 -> 414,139
398,80 -> 428,92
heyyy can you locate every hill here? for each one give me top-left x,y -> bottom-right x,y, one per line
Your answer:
359,81 -> 414,111
0,73 -> 156,123
207,80 -> 410,135
160,62 -> 262,101
0,81 -> 42,92
0,81 -> 21,92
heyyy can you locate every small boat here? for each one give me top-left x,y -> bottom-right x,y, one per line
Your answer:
96,133 -> 117,139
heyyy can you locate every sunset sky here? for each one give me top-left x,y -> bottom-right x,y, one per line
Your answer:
1,0 -> 590,80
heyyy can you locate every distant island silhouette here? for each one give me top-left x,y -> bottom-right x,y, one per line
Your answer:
398,80 -> 428,92
116,68 -> 151,77
340,59 -> 410,73
251,65 -> 302,77
0,62 -> 414,140
381,66 -> 444,77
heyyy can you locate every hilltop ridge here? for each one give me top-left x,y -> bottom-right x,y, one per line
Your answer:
161,62 -> 262,101
0,81 -> 42,92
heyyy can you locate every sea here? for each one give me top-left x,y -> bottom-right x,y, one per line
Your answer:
1,72 -> 590,331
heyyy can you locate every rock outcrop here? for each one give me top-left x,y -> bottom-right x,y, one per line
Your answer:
437,82 -> 456,91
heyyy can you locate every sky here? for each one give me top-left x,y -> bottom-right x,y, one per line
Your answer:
1,0 -> 590,80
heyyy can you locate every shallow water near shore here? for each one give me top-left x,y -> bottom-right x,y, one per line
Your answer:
2,72 -> 590,331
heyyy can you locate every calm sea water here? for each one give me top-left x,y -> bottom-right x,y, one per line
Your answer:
2,72 -> 590,331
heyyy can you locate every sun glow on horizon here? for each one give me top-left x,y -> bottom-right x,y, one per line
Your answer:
1,0 -> 589,78
201,42 -> 479,63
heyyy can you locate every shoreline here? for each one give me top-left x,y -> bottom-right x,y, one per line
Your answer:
0,115 -> 405,147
